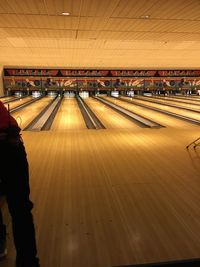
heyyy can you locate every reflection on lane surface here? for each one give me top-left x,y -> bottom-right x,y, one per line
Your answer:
51,98 -> 86,131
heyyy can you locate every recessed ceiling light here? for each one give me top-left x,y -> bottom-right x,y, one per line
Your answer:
140,15 -> 150,19
62,12 -> 70,16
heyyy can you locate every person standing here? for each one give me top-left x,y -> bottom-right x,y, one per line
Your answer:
0,100 -> 40,267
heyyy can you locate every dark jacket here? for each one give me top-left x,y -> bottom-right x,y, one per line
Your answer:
0,101 -> 20,140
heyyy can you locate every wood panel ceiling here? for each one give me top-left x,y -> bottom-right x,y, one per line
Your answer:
1,0 -> 200,68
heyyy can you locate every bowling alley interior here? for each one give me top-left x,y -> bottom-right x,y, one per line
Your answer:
1,1 -> 200,267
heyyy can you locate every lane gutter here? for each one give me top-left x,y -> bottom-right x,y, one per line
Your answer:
23,96 -> 57,131
76,95 -> 105,129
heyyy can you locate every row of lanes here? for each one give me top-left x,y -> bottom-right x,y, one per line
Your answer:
51,98 -> 140,130
3,95 -> 200,131
170,95 -> 200,101
154,95 -> 200,105
141,96 -> 200,110
53,96 -> 199,130
103,96 -> 197,129
121,96 -> 200,122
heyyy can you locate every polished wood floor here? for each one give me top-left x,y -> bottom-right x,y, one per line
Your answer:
1,95 -> 200,267
1,125 -> 200,267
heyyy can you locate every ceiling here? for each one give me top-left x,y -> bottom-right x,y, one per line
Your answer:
1,0 -> 200,69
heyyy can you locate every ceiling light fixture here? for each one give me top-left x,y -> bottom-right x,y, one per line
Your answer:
62,12 -> 70,16
140,15 -> 150,19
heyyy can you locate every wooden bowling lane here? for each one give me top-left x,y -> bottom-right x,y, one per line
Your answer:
4,96 -> 33,110
106,96 -> 199,129
138,96 -> 200,111
172,95 -> 200,101
12,97 -> 53,129
85,97 -> 140,129
51,98 -> 87,131
1,96 -> 17,102
9,127 -> 200,267
155,95 -> 200,105
125,96 -> 200,122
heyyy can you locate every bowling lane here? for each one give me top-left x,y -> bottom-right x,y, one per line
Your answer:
137,96 -> 200,111
155,96 -> 200,105
105,96 -> 198,129
12,97 -> 53,129
1,96 -> 17,102
5,96 -> 33,109
85,97 -> 140,129
173,95 -> 200,100
121,96 -> 200,121
51,98 -> 86,131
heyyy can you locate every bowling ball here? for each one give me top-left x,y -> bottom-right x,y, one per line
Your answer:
104,80 -> 110,86
170,81 -> 175,86
78,81 -> 83,87
44,82 -> 49,87
34,80 -> 40,86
